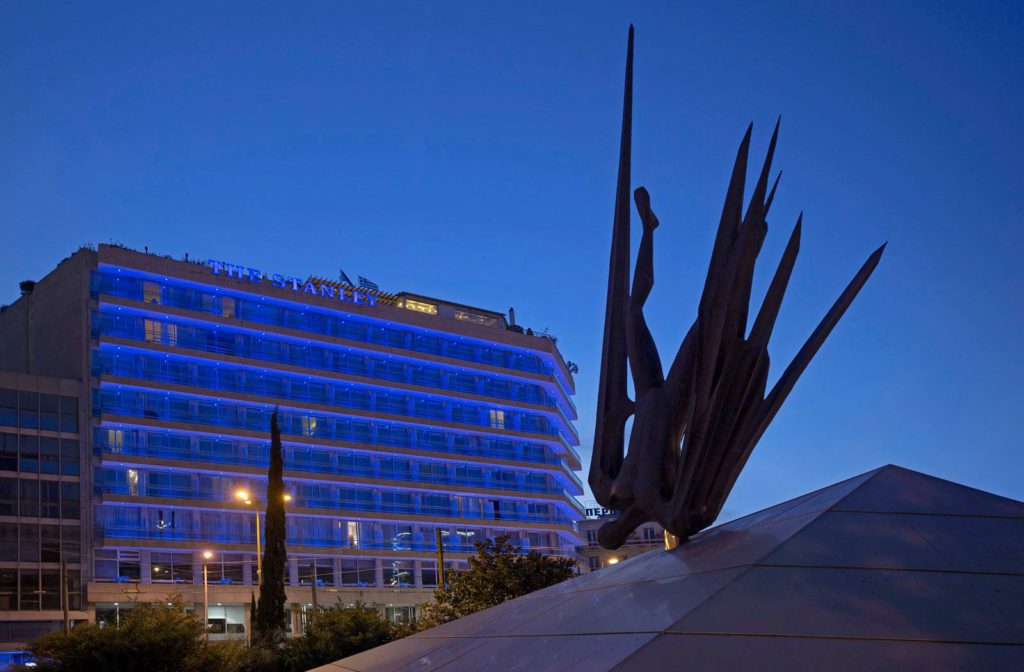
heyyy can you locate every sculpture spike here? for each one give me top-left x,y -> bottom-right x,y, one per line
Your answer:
747,214 -> 802,347
749,241 -> 886,448
589,25 -> 636,502
748,116 -> 780,217
764,171 -> 782,216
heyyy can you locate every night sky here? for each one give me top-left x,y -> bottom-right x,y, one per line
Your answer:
2,2 -> 1021,520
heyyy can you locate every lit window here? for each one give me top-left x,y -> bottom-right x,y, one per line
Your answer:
106,430 -> 124,453
488,409 -> 506,429
301,416 -> 317,436
404,300 -> 437,315
454,310 -> 497,327
127,469 -> 139,496
144,319 -> 160,343
165,323 -> 178,347
143,281 -> 161,305
221,297 -> 236,318
347,521 -> 359,548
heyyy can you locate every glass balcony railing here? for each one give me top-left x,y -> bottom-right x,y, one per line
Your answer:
92,347 -> 568,441
92,272 -> 562,380
95,482 -> 577,527
93,432 -> 581,499
93,388 -> 578,470
91,309 -> 576,420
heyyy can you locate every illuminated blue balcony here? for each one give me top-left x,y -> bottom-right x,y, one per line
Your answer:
92,386 -> 582,468
91,348 -> 571,441
92,271 -> 568,384
92,428 -> 584,498
93,506 -> 576,557
91,309 -> 576,420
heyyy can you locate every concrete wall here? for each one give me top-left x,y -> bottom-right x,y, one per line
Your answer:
0,248 -> 95,380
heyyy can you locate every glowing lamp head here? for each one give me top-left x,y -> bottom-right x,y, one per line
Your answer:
606,558 -> 619,565
235,490 -> 251,504
202,551 -> 213,560
283,493 -> 292,503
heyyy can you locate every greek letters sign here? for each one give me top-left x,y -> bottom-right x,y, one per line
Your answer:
208,260 -> 377,307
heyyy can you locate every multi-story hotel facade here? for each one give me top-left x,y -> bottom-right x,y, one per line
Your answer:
0,244 -> 582,645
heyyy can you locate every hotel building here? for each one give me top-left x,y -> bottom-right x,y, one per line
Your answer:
0,244 -> 582,645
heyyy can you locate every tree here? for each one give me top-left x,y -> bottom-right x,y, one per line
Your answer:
26,598 -> 244,672
253,411 -> 288,646
281,604 -> 404,671
420,535 -> 577,625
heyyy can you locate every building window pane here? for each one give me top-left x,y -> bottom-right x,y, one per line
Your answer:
20,480 -> 38,517
0,390 -> 16,427
19,392 -> 38,429
19,569 -> 39,610
39,437 -> 60,475
40,394 -> 59,431
19,435 -> 38,473
0,433 -> 16,471
59,396 -> 79,433
143,281 -> 161,305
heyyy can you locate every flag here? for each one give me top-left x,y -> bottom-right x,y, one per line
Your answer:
339,269 -> 354,285
358,276 -> 379,291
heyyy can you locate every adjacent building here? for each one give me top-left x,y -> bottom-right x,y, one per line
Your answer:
576,505 -> 664,572
0,373 -> 86,666
0,244 -> 582,645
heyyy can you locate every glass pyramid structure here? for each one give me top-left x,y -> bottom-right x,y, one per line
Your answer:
314,465 -> 1024,671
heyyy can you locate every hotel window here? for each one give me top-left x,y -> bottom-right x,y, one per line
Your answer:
142,281 -> 161,305
127,469 -> 139,496
221,296 -> 236,318
642,526 -> 660,542
105,429 -> 124,453
300,416 -> 317,437
488,409 -> 506,429
144,319 -> 160,343
403,299 -> 437,315
165,323 -> 178,346
588,556 -> 601,570
345,521 -> 359,548
454,310 -> 498,327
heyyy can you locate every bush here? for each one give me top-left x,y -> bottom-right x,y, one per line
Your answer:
420,535 -> 577,626
281,603 -> 402,671
26,597 -> 245,672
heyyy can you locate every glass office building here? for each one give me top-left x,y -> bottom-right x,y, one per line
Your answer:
0,373 -> 85,660
0,244 -> 582,638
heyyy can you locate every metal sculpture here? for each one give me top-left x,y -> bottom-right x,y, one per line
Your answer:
589,26 -> 885,549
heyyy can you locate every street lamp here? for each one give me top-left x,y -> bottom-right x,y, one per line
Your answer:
235,489 -> 292,587
202,551 -> 213,642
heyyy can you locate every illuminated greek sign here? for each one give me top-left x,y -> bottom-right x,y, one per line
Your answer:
208,260 -> 377,307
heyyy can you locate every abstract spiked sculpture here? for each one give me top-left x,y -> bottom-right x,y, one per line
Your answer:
589,27 -> 885,549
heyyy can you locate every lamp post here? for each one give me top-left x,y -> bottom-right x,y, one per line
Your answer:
235,489 -> 291,588
202,551 -> 213,642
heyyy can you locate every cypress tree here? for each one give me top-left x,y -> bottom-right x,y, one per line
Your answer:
253,410 -> 288,645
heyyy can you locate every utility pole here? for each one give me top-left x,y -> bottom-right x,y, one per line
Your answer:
310,562 -> 319,611
61,560 -> 70,634
435,529 -> 446,588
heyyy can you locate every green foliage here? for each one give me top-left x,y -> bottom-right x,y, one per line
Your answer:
253,411 -> 288,646
26,597 -> 244,672
280,603 -> 402,671
420,535 -> 577,626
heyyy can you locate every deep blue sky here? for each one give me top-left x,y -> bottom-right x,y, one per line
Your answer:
2,2 -> 1022,519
